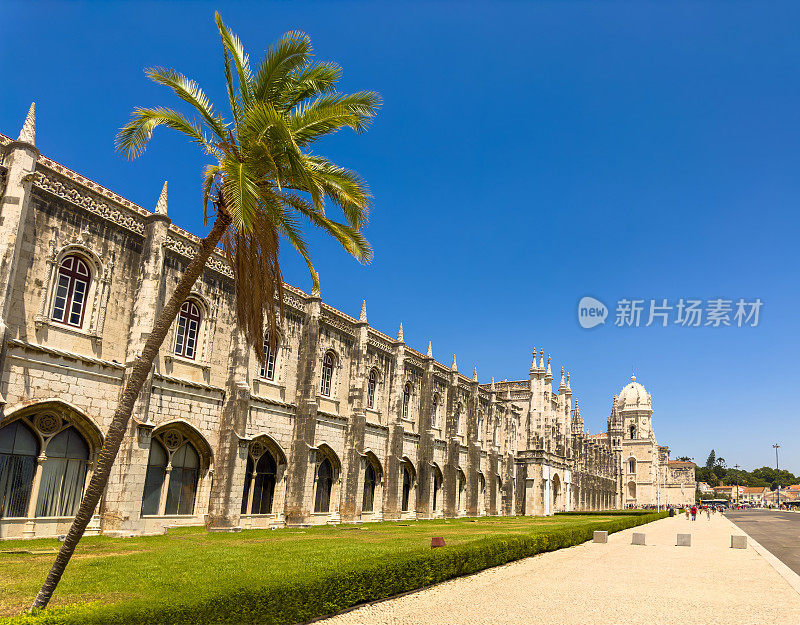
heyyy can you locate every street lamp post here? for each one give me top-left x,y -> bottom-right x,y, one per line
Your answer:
734,464 -> 741,507
773,444 -> 781,508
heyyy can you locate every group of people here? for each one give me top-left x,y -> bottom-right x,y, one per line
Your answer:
685,504 -> 723,520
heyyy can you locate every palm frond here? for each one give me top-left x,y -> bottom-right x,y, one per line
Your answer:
221,47 -> 244,133
281,61 -> 342,111
252,31 -> 312,103
289,92 -> 382,146
145,67 -> 228,140
221,157 -> 261,233
116,107 -> 211,158
215,12 -> 254,106
303,155 -> 371,228
284,193 -> 373,262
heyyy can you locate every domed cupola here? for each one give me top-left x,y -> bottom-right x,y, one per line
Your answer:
616,375 -> 651,412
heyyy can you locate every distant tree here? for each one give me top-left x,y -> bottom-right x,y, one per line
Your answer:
705,450 -> 716,469
676,456 -> 692,462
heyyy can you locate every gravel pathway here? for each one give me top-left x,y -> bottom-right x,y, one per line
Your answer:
318,514 -> 800,625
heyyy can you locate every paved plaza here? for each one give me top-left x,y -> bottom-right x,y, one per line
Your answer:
319,514 -> 800,625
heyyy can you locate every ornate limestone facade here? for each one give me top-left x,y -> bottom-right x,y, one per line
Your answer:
0,107 -> 619,539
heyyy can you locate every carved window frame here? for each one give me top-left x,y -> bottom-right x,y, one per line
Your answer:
165,292 -> 216,370
35,239 -> 113,343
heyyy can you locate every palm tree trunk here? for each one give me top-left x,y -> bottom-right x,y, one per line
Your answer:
31,208 -> 231,610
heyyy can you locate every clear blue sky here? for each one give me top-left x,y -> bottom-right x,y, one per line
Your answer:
3,1 -> 798,473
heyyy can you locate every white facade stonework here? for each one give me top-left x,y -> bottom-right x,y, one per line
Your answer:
1,112 -> 638,538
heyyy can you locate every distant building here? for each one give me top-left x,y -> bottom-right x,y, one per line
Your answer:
740,487 -> 766,506
697,481 -> 714,494
713,485 -> 744,502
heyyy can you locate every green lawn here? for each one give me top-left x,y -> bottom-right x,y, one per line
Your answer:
0,512 -> 663,624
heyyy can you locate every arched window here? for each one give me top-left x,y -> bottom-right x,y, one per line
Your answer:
165,442 -> 199,515
628,458 -> 636,474
36,427 -> 89,517
477,412 -> 484,441
432,394 -> 440,428
314,457 -> 333,513
241,449 -> 277,514
141,440 -> 167,516
457,470 -> 466,511
366,370 -> 377,409
402,465 -> 412,512
51,255 -> 90,328
402,383 -> 411,419
497,475 -> 503,511
457,403 -> 465,434
175,300 -> 201,359
141,435 -> 201,516
320,353 -> 334,397
260,333 -> 277,380
629,425 -> 636,440
0,421 -> 38,518
433,468 -> 443,511
362,462 -> 377,512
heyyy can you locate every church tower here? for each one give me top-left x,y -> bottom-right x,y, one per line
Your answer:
617,375 -> 653,441
614,375 -> 656,507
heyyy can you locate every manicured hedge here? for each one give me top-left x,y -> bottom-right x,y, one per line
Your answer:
8,512 -> 666,625
554,510 -> 656,516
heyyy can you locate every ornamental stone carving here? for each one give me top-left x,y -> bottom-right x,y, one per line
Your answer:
33,168 -> 146,236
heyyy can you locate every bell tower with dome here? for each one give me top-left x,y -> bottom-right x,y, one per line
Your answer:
609,374 -> 695,508
618,375 -> 653,442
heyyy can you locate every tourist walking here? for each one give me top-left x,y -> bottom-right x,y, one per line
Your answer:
691,505 -> 697,521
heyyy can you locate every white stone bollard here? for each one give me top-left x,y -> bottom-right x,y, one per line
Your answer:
731,535 -> 747,549
677,533 -> 692,547
593,530 -> 608,543
631,532 -> 646,545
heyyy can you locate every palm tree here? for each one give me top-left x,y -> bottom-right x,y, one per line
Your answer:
32,12 -> 379,609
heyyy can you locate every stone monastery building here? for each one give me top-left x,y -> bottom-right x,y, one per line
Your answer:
0,106 -> 692,539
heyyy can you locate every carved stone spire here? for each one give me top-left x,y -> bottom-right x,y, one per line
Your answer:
539,349 -> 544,370
155,181 -> 168,215
426,341 -> 433,358
572,399 -> 584,434
565,372 -> 572,395
396,322 -> 403,342
545,354 -> 552,379
559,366 -> 566,390
18,102 -> 35,145
311,271 -> 321,297
451,354 -> 457,371
359,300 -> 367,323
491,377 -> 496,392
473,366 -> 478,382
530,348 -> 538,373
